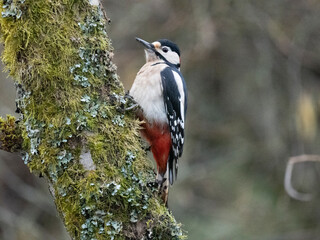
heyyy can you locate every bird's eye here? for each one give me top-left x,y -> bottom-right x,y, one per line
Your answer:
162,47 -> 168,53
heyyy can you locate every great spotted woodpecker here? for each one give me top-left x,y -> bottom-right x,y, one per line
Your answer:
129,38 -> 187,203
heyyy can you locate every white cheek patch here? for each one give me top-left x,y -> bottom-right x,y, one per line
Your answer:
162,51 -> 180,65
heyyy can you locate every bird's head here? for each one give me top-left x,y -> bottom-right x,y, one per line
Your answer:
136,37 -> 181,68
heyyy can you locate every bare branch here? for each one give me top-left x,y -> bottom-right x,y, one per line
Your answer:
284,154 -> 320,201
266,18 -> 320,77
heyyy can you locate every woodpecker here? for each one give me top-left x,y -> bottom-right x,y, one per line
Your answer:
129,37 -> 187,203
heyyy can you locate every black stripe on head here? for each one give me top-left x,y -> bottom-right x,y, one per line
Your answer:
158,39 -> 180,56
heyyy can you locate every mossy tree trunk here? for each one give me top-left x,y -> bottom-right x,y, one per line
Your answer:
0,0 -> 185,239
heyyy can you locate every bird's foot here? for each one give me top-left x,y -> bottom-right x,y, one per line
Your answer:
124,91 -> 133,100
123,92 -> 140,111
124,103 -> 139,111
156,178 -> 169,206
143,145 -> 151,152
156,176 -> 167,190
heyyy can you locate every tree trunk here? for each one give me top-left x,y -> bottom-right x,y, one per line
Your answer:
0,0 -> 185,239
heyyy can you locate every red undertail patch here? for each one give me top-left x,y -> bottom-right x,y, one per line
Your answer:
140,120 -> 171,176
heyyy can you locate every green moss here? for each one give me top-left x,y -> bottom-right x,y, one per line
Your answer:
0,115 -> 22,152
0,0 -> 186,239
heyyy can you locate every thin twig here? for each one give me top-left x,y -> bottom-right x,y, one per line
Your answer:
284,154 -> 320,201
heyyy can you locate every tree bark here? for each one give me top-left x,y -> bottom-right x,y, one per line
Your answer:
0,0 -> 185,239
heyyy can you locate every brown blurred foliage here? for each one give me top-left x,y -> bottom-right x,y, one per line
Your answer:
1,0 -> 320,239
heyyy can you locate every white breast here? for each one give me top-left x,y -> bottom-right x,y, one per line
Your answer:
130,61 -> 168,124
130,62 -> 168,123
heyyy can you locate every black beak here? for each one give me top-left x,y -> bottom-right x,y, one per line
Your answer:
136,37 -> 155,51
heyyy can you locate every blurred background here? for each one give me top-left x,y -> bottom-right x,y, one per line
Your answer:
1,0 -> 320,239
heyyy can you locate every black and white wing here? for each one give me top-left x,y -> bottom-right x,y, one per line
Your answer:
161,66 -> 187,185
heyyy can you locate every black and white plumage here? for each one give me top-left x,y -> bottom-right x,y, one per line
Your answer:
129,37 -> 187,203
160,66 -> 187,184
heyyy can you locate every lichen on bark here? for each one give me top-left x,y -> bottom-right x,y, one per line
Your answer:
0,0 -> 186,239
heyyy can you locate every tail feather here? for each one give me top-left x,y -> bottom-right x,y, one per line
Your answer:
169,160 -> 174,185
158,151 -> 179,206
168,149 -> 178,185
175,159 -> 178,181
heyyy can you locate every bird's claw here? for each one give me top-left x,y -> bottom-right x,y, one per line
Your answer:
156,177 -> 167,190
124,91 -> 133,100
143,145 -> 151,152
124,103 -> 139,111
124,92 -> 139,111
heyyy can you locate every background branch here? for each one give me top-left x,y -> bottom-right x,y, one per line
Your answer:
284,154 -> 320,201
